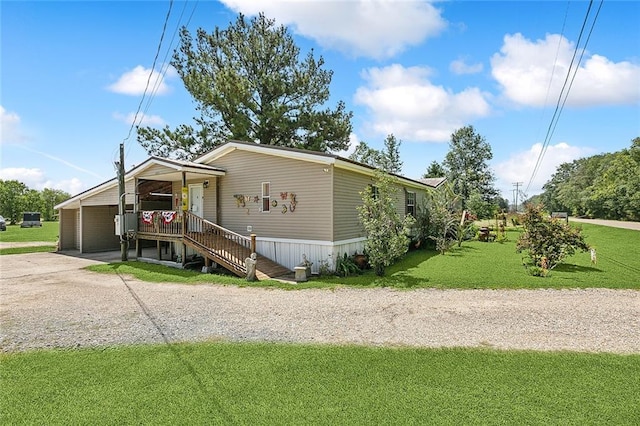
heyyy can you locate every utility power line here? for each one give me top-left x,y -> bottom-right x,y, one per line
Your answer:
512,182 -> 523,212
525,0 -> 604,194
122,0 -> 175,145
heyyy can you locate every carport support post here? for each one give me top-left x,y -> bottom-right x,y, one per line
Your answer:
181,171 -> 187,266
118,143 -> 128,261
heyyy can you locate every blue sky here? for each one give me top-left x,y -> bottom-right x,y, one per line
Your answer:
2,1 -> 639,203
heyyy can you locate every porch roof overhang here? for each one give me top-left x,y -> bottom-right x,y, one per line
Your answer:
55,157 -> 226,210
128,156 -> 226,182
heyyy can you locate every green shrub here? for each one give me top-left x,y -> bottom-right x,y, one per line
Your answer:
516,204 -> 590,272
335,253 -> 362,277
357,171 -> 415,276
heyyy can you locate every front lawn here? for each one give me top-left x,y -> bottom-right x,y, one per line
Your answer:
1,342 -> 638,424
0,221 -> 58,243
87,223 -> 640,289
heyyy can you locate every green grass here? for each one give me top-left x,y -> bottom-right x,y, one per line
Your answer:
0,221 -> 58,242
0,245 -> 57,255
87,223 -> 640,290
87,261 -> 288,287
1,342 -> 638,424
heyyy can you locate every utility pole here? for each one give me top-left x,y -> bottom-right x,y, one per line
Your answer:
118,143 -> 128,261
512,182 -> 523,213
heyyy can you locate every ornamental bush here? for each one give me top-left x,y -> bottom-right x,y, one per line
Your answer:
516,203 -> 590,272
357,171 -> 415,276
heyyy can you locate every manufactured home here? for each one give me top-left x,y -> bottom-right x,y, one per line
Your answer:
56,141 -> 444,278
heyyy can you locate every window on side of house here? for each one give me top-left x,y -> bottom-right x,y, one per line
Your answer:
406,191 -> 416,217
369,184 -> 379,200
262,182 -> 270,212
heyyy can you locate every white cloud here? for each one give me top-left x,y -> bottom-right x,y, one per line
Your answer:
107,65 -> 176,96
354,64 -> 491,142
0,167 -> 45,187
0,167 -> 86,194
491,33 -> 640,107
450,58 -> 483,75
113,111 -> 166,127
219,0 -> 447,59
0,105 -> 28,144
493,142 -> 591,197
52,177 -> 85,195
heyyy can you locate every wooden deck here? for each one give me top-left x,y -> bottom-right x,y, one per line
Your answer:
136,211 -> 291,280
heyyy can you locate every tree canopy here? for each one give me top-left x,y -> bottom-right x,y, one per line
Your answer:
443,126 -> 496,205
349,134 -> 403,174
138,13 -> 352,160
0,180 -> 69,223
422,160 -> 445,179
539,137 -> 640,220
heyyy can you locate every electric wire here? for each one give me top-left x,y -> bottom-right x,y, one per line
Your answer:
125,0 -> 199,161
547,0 -> 604,152
525,0 -> 603,194
122,0 -> 175,146
536,1 -> 571,141
595,252 -> 640,275
526,0 -> 594,193
141,1 -> 199,119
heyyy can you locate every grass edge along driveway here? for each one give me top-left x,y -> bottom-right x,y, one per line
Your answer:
87,224 -> 640,290
1,342 -> 639,425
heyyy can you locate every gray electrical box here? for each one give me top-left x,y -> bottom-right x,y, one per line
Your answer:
114,213 -> 138,236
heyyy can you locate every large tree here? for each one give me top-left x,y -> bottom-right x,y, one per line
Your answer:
443,125 -> 498,210
422,160 -> 445,178
138,13 -> 352,159
0,180 -> 28,224
349,134 -> 403,174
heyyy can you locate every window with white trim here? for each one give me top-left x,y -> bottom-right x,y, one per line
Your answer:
261,182 -> 270,212
406,191 -> 416,217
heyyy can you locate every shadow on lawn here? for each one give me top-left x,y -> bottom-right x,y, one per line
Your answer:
445,245 -> 480,257
371,249 -> 442,288
554,263 -> 602,273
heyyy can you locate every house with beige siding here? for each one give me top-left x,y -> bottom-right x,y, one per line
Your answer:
56,141 -> 444,278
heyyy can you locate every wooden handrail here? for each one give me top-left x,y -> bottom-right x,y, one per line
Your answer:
136,211 -> 256,276
183,211 -> 253,273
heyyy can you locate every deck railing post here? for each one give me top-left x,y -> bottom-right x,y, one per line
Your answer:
250,233 -> 256,254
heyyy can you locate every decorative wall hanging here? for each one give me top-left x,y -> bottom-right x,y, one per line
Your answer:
280,192 -> 288,200
142,211 -> 155,224
233,194 -> 246,208
161,211 -> 177,224
289,193 -> 297,212
281,205 -> 288,214
271,200 -> 278,207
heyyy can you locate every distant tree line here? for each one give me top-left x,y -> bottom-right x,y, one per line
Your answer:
533,137 -> 640,221
0,180 -> 70,224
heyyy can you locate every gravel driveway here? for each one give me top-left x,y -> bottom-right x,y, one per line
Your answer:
2,251 -> 639,354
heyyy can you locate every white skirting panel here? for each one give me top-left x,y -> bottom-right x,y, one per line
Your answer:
256,237 -> 366,274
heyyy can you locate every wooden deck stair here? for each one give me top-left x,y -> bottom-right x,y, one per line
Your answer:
183,236 -> 291,280
182,212 -> 291,280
